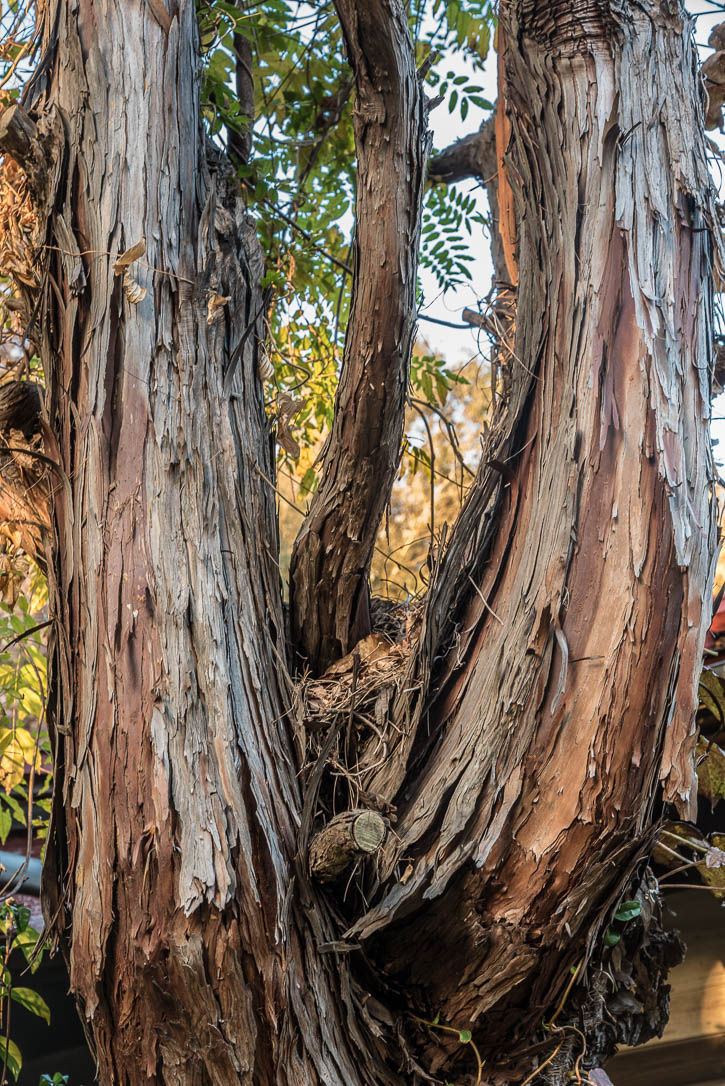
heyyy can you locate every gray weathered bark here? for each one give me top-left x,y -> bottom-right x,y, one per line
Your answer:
340,0 -> 718,1056
24,1 -> 391,1082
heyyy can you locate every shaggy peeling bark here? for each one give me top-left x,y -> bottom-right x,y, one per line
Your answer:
24,3 -> 392,1083
340,0 -> 718,1061
0,381 -> 49,568
289,0 -> 429,675
2,0 -> 716,1082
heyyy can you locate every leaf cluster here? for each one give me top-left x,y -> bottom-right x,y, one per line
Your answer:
196,0 -> 497,494
0,900 -> 49,1082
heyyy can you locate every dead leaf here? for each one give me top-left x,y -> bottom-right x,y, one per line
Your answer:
278,391 -> 306,419
123,271 -> 146,304
207,291 -> 231,325
588,1071 -> 615,1086
653,821 -> 706,868
114,236 -> 146,275
324,634 -> 390,678
277,415 -> 300,460
696,737 -> 725,806
705,845 -> 725,869
698,669 -> 725,727
699,834 -> 725,898
258,353 -> 274,383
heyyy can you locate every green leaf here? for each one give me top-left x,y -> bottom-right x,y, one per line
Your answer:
613,900 -> 641,923
0,1037 -> 22,1080
13,904 -> 30,933
14,926 -> 44,972
11,986 -> 50,1024
0,805 -> 11,844
604,928 -> 621,947
459,1029 -> 472,1043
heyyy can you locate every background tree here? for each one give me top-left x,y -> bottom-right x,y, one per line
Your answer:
0,0 -> 721,1083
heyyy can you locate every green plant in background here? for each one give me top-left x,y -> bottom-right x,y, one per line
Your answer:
0,565 -> 50,847
195,0 -> 497,495
0,900 -> 48,1083
0,562 -> 51,1085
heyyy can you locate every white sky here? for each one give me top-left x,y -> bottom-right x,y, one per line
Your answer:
417,47 -> 497,364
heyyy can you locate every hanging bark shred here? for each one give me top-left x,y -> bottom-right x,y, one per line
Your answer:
289,0 -> 430,675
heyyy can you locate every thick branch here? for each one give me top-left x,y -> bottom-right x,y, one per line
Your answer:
430,116 -> 510,287
289,0 -> 429,674
230,1 -> 253,166
429,117 -> 495,185
702,22 -> 725,129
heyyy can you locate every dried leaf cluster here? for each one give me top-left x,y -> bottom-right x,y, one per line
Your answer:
113,236 -> 146,304
0,143 -> 37,295
297,600 -> 422,832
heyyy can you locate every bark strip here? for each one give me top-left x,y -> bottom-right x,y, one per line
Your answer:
289,0 -> 429,674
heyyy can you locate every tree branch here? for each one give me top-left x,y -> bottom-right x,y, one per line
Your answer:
429,116 -> 495,185
289,0 -> 429,674
229,1 -> 254,166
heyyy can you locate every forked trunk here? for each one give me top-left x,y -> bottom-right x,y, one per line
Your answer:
6,0 -> 716,1083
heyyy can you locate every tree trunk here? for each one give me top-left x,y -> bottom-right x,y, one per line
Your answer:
7,0 -> 717,1083
26,2 -> 386,1082
339,0 -> 717,1059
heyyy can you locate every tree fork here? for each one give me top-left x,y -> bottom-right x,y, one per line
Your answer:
6,0 -> 718,1083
